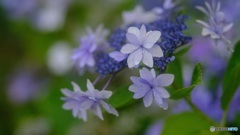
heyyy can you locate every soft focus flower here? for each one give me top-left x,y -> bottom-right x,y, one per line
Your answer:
120,25 -> 163,68
47,41 -> 72,75
145,121 -> 163,135
196,1 -> 234,51
7,68 -> 46,104
122,5 -> 156,25
71,35 -> 97,69
129,68 -> 173,109
61,80 -> 118,121
153,0 -> 176,17
86,24 -> 109,49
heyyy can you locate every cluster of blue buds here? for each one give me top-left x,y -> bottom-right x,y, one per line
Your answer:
61,4 -> 192,121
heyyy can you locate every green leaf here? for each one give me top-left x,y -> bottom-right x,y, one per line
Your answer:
167,58 -> 183,89
170,63 -> 202,99
175,45 -> 192,57
162,112 -> 212,135
221,41 -> 240,110
108,85 -> 135,109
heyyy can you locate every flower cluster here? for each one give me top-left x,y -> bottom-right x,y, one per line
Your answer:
196,1 -> 234,51
62,4 -> 191,121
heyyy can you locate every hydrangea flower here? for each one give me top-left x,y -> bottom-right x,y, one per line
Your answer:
61,80 -> 118,121
153,0 -> 176,17
122,5 -> 156,25
86,24 -> 109,49
71,35 -> 97,68
120,25 -> 163,68
196,1 -> 234,51
129,68 -> 174,109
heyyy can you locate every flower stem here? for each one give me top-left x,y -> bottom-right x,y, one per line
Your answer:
185,97 -> 218,126
220,110 -> 228,127
93,76 -> 101,85
101,74 -> 114,90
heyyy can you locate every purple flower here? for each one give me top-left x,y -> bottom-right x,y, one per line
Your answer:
120,25 -> 163,68
129,68 -> 174,109
61,80 -> 118,121
196,1 -> 234,51
71,35 -> 97,68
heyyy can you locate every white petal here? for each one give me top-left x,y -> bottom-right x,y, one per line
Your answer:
143,31 -> 161,48
61,89 -> 73,97
71,82 -> 82,92
78,110 -> 87,121
147,45 -> 163,57
143,91 -> 153,107
127,48 -> 143,68
150,69 -> 156,78
196,6 -> 210,16
157,74 -> 174,86
155,87 -> 170,98
126,33 -> 140,45
202,28 -> 220,39
100,101 -> 118,116
140,67 -> 153,81
162,99 -> 168,110
128,27 -> 140,36
86,79 -> 95,91
205,2 -> 213,15
153,90 -> 163,105
223,23 -> 233,33
91,103 -> 103,120
139,25 -> 147,41
87,55 -> 95,67
196,20 -> 210,28
142,49 -> 153,68
109,51 -> 127,62
100,90 -> 112,99
121,43 -> 139,54
133,87 -> 149,99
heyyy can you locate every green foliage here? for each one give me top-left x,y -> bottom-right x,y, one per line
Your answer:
221,41 -> 240,110
170,63 -> 202,99
167,58 -> 183,89
108,85 -> 135,109
162,112 -> 212,135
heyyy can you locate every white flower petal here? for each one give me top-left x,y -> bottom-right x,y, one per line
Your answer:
150,69 -> 156,78
153,90 -> 163,105
155,87 -> 170,98
142,49 -> 153,68
196,6 -> 210,16
71,82 -> 82,92
143,31 -> 161,48
87,55 -> 95,67
205,2 -> 213,15
147,45 -> 163,57
100,90 -> 112,99
143,91 -> 153,107
157,74 -> 174,86
140,67 -> 153,81
100,101 -> 119,116
121,43 -> 139,54
139,25 -> 147,41
126,33 -> 140,45
202,28 -> 220,39
127,48 -> 143,68
86,79 -> 95,91
128,27 -> 140,36
223,23 -> 233,33
196,20 -> 210,28
91,103 -> 103,120
109,51 -> 127,62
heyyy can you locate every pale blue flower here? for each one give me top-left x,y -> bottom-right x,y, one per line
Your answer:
121,25 -> 163,68
71,35 -> 97,68
129,68 -> 174,109
61,80 -> 118,121
153,0 -> 176,15
196,1 -> 234,51
122,5 -> 156,25
109,51 -> 127,62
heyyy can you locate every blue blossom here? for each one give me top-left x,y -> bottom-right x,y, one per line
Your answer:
71,35 -> 97,68
129,68 -> 174,109
61,80 -> 118,121
120,25 -> 163,68
196,1 -> 234,51
96,53 -> 126,76
152,0 -> 177,18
